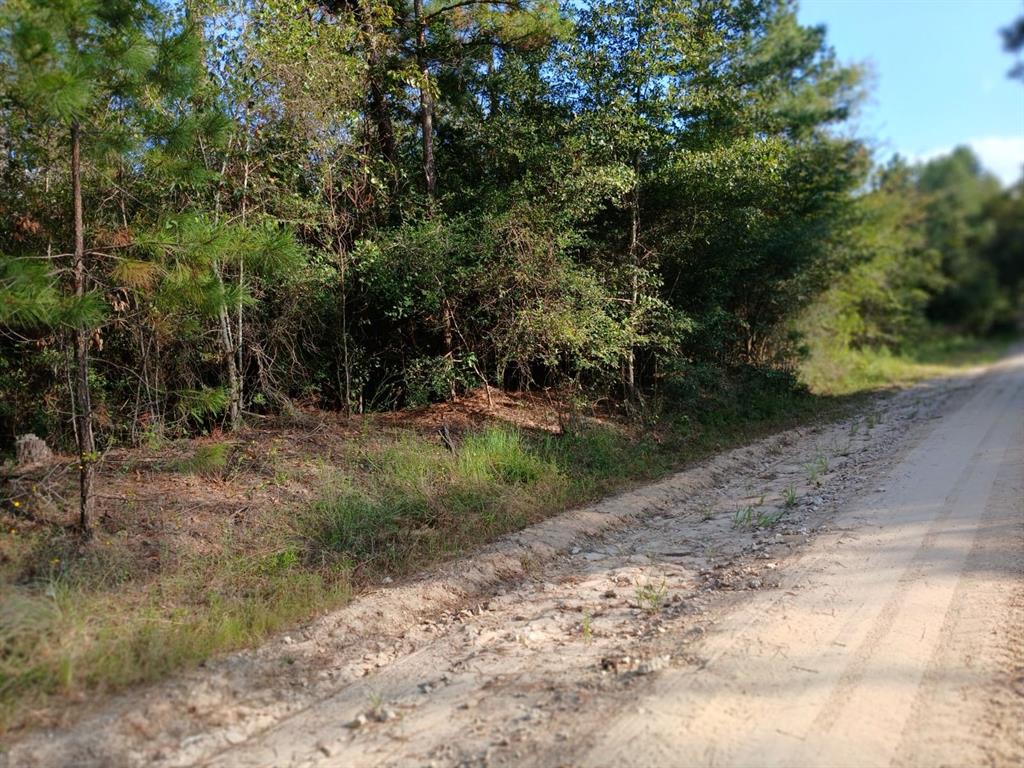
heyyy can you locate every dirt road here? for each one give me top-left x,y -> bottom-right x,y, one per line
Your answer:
8,352 -> 1023,768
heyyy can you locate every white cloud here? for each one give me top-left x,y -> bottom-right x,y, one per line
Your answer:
913,135 -> 1024,187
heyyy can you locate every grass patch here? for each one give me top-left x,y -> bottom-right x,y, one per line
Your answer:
783,484 -> 798,508
175,442 -> 230,476
302,428 -> 565,576
802,334 -> 1012,396
0,540 -> 348,727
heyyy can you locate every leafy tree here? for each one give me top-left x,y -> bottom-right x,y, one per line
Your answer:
982,182 -> 1024,321
801,158 -> 941,355
567,0 -> 865,374
917,147 -> 1005,333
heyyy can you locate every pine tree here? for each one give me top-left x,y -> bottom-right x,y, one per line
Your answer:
3,0 -> 202,532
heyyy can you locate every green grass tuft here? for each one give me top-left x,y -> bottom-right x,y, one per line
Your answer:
176,442 -> 230,476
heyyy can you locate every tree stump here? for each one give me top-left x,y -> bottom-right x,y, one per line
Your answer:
15,434 -> 53,467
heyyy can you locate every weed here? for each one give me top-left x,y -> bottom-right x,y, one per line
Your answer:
366,688 -> 384,710
733,505 -> 755,529
304,485 -> 402,570
635,578 -> 668,613
459,428 -> 550,485
581,611 -> 593,644
755,508 -> 784,528
142,426 -> 166,450
519,553 -> 541,577
783,485 -> 798,508
699,506 -> 715,522
803,453 -> 828,486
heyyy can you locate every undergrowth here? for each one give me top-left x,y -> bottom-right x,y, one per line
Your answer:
0,366 -> 851,731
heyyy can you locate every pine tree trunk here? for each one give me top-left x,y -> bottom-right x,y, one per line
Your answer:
219,301 -> 242,430
414,0 -> 436,198
625,185 -> 639,398
442,298 -> 456,398
234,147 -> 250,431
71,121 -> 95,535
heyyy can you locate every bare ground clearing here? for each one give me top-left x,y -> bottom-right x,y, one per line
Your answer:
5,353 -> 1023,768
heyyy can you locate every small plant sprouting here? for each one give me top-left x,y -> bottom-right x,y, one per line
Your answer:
755,509 -> 784,528
366,688 -> 384,710
635,578 -> 668,613
699,506 -> 715,521
582,611 -> 593,644
733,505 -> 755,529
783,485 -> 798,508
737,503 -> 783,529
803,453 -> 828,486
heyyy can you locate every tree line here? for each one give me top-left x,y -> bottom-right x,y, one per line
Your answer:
1,0 -> 1021,531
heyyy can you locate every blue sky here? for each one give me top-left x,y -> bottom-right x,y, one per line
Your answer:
797,0 -> 1024,185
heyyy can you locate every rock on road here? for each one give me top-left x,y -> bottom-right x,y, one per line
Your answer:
8,351 -> 1024,768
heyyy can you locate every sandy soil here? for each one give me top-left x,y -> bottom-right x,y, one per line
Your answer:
5,352 -> 1022,768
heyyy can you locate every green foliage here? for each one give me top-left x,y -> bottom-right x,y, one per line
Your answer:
176,442 -> 230,477
801,145 -> 1019,384
634,578 -> 668,613
175,387 -> 230,425
0,364 -> 834,727
0,550 -> 347,723
917,147 -> 1007,334
802,334 -> 1012,396
0,0 -> 1015,455
0,255 -> 62,327
306,486 -> 399,568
